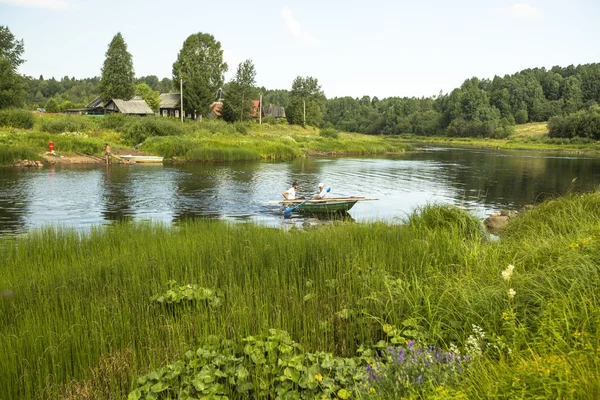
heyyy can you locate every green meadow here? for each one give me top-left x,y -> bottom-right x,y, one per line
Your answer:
0,112 -> 410,165
1,190 -> 599,399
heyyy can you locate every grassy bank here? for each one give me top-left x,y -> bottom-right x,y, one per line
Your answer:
394,122 -> 600,153
0,113 -> 410,165
1,191 -> 599,398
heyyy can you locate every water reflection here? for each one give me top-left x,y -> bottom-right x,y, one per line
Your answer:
0,148 -> 599,234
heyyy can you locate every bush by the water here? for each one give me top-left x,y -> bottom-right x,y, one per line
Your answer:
0,109 -> 35,129
121,116 -> 185,145
446,118 -> 515,138
40,115 -> 97,134
320,128 -> 341,139
548,106 -> 600,140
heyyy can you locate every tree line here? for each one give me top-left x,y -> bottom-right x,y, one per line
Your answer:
2,24 -> 600,138
324,64 -> 600,137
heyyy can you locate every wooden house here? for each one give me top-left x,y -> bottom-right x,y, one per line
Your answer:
158,93 -> 181,118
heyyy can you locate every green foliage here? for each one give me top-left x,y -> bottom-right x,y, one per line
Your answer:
121,116 -> 185,145
515,109 -> 528,124
0,57 -> 26,109
287,76 -> 326,127
40,115 -> 96,133
548,106 -> 600,140
129,329 -> 373,399
173,32 -> 227,116
0,146 -> 41,165
406,204 -> 485,241
43,97 -> 59,113
320,128 -> 340,139
0,108 -> 34,129
135,83 -> 160,113
25,75 -> 100,109
324,63 -> 600,137
221,59 -> 258,123
151,280 -> 224,308
2,192 -> 600,398
99,112 -> 128,130
98,32 -> 135,101
0,25 -> 25,69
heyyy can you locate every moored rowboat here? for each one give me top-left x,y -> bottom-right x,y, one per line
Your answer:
118,155 -> 164,163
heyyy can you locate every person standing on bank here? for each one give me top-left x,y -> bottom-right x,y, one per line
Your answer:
104,143 -> 111,165
282,181 -> 299,200
314,183 -> 328,199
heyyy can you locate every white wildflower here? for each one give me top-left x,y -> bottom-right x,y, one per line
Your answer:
508,288 -> 516,299
501,264 -> 515,281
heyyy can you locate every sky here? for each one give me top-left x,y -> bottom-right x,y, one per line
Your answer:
1,0 -> 599,99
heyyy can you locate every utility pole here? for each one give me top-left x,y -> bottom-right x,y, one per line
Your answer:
180,78 -> 183,123
259,94 -> 262,125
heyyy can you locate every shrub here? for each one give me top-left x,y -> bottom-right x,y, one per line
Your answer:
515,109 -> 529,124
548,108 -> 600,140
40,116 -> 96,134
0,109 -> 35,129
262,115 -> 276,124
122,116 -> 184,145
320,128 -> 340,139
99,113 -> 128,131
233,121 -> 248,135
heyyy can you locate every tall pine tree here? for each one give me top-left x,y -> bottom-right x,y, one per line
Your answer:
98,32 -> 135,101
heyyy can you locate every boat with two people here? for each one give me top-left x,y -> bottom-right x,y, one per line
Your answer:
265,197 -> 377,215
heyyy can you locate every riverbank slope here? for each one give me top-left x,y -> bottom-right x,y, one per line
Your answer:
0,113 -> 411,166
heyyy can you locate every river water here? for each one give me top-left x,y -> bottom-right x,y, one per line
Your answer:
1,147 -> 599,234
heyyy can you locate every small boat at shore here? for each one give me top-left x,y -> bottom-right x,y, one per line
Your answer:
265,197 -> 377,214
118,155 -> 164,164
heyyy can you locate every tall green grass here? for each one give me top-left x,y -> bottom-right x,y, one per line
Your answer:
0,146 -> 42,165
1,192 -> 599,398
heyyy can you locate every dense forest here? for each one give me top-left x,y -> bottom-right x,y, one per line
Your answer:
24,75 -> 172,112
324,64 -> 600,137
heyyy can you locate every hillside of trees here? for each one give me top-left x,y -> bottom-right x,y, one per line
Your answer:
324,64 -> 600,137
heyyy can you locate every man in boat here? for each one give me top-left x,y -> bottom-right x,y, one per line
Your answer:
282,181 -> 299,200
314,183 -> 328,199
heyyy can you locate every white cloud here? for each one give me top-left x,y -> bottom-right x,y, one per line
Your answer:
281,7 -> 319,45
490,3 -> 542,21
0,0 -> 77,10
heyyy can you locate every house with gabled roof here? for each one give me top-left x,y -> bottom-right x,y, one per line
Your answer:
65,96 -> 154,116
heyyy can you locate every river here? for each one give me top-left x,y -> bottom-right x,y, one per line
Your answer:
1,147 -> 599,234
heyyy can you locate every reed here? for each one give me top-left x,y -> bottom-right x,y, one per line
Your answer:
1,191 -> 599,398
0,146 -> 43,165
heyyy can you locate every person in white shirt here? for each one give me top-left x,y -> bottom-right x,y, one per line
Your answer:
314,183 -> 328,199
282,181 -> 299,200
